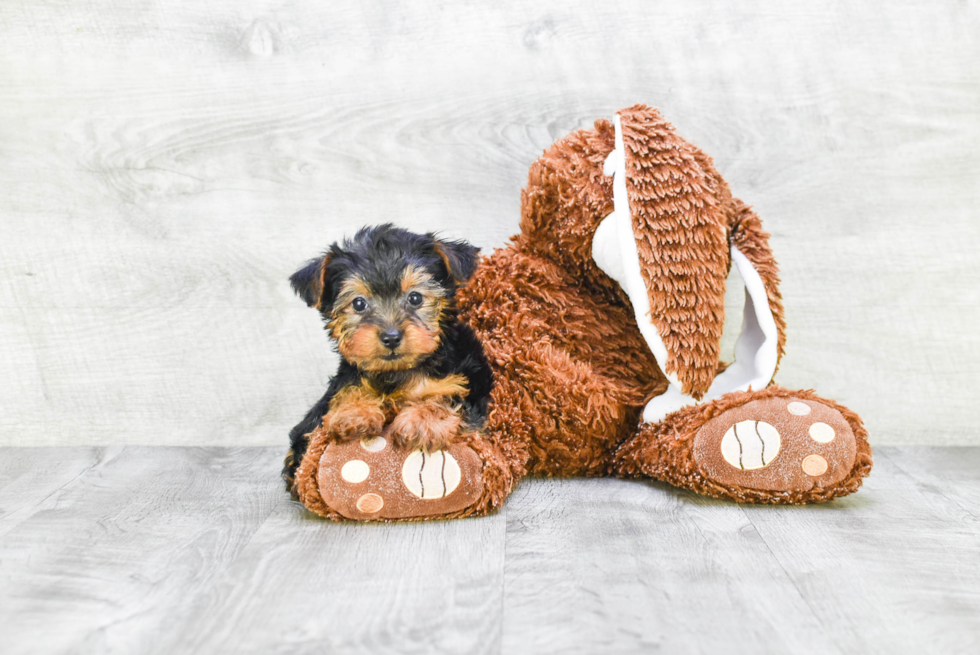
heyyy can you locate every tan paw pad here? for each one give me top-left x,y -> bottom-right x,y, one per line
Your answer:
340,460 -> 370,483
801,454 -> 829,477
787,401 -> 811,416
808,422 -> 835,443
360,436 -> 387,452
355,493 -> 384,514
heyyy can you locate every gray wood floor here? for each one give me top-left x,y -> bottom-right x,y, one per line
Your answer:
1,447 -> 978,654
2,1 -> 979,450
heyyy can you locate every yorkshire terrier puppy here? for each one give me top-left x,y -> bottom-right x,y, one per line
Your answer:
282,224 -> 493,495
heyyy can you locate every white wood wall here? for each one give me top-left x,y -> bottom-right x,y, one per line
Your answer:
1,1 -> 977,447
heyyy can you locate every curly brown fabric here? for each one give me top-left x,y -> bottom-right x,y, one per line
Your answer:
302,104 -> 872,520
457,104 -> 870,503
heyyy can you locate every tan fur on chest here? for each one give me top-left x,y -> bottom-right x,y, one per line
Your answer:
330,374 -> 469,420
386,373 -> 470,404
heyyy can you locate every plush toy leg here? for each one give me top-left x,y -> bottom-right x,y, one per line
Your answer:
613,386 -> 873,504
294,424 -> 512,521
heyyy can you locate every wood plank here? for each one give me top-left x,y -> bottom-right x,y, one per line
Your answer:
0,1 -> 978,447
1,446 -> 979,652
881,446 -> 980,519
502,477 -> 840,655
165,495 -> 506,655
0,447 -> 106,537
0,304 -> 335,447
0,446 -> 283,655
741,446 -> 980,654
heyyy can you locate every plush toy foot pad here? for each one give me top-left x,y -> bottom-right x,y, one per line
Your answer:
693,396 -> 857,493
317,436 -> 484,520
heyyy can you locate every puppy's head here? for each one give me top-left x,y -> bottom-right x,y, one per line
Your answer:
290,224 -> 480,372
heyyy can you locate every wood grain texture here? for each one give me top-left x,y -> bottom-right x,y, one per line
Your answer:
0,447 -> 283,655
0,1 -> 978,446
169,496 -> 505,655
1,446 -> 979,654
0,447 -> 505,655
0,447 -> 105,538
502,477 -> 839,654
740,449 -> 980,655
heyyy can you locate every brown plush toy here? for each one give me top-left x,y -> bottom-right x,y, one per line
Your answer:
296,104 -> 872,521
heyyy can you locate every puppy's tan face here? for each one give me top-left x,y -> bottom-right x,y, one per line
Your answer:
328,265 -> 449,372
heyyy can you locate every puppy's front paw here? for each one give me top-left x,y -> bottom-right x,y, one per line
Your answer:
327,402 -> 386,442
388,401 -> 462,452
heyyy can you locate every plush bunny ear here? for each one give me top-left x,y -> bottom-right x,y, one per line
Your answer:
592,106 -> 786,422
289,253 -> 333,309
613,106 -> 731,398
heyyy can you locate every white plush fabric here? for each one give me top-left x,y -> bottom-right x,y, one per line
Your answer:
592,115 -> 780,424
705,246 -> 779,399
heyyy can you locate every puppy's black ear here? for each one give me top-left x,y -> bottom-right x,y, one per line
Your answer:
289,253 -> 332,309
432,237 -> 480,284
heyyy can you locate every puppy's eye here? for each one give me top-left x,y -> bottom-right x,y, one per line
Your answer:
351,297 -> 368,312
407,291 -> 424,307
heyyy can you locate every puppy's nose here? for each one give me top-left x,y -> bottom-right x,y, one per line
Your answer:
380,329 -> 403,350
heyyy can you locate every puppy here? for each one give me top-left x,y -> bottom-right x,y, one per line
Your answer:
282,224 -> 493,495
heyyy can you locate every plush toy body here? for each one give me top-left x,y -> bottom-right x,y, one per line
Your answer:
294,105 -> 872,520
